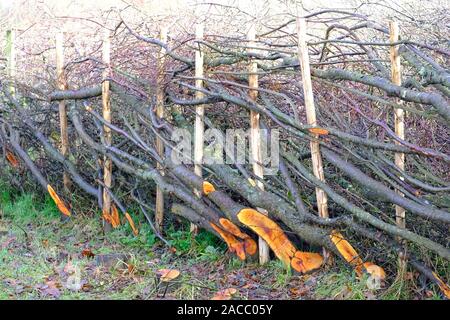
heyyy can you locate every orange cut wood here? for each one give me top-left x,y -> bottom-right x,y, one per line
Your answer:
6,150 -> 19,168
330,230 -> 363,273
203,181 -> 216,195
237,208 -> 296,267
210,222 -> 246,260
363,262 -> 386,280
125,212 -> 139,236
291,251 -> 324,273
308,127 -> 329,135
47,185 -> 71,216
218,218 -> 257,255
432,272 -> 450,299
111,205 -> 121,228
243,237 -> 257,256
219,218 -> 247,238
102,210 -> 112,223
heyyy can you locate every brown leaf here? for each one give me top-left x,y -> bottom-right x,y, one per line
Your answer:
211,288 -> 238,300
39,280 -> 61,298
157,269 -> 180,282
169,247 -> 177,254
127,263 -> 136,273
6,150 -> 19,168
81,248 -> 95,258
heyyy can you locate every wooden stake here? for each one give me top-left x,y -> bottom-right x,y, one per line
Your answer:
192,23 -> 204,234
389,21 -> 406,230
248,24 -> 270,265
5,29 -> 16,96
102,29 -> 112,232
155,26 -> 168,233
56,31 -> 70,192
297,16 -> 330,259
390,21 -> 407,270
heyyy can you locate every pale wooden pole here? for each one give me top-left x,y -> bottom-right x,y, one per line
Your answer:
248,24 -> 270,265
102,29 -> 112,232
6,29 -> 16,96
296,16 -> 330,258
56,31 -> 70,192
389,21 -> 407,268
389,21 -> 406,229
155,26 -> 168,233
192,23 -> 205,235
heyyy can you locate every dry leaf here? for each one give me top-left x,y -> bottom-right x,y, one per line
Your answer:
41,282 -> 61,298
211,288 -> 238,300
81,248 -> 95,258
6,150 -> 19,168
157,269 -> 180,282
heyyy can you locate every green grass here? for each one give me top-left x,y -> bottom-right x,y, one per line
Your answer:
1,180 -> 445,300
315,268 -> 372,300
0,180 -> 231,299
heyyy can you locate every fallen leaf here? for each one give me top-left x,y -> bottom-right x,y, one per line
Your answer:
82,283 -> 93,292
289,287 -> 309,297
127,264 -> 136,273
81,248 -> 95,258
6,150 -> 19,168
211,288 -> 238,300
157,269 -> 180,282
39,280 -> 61,298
